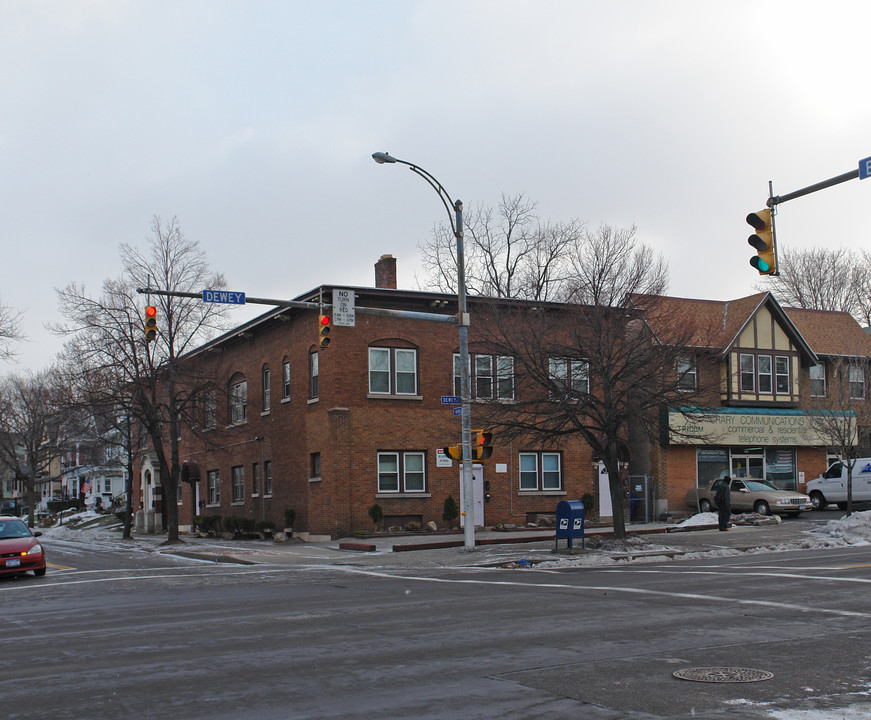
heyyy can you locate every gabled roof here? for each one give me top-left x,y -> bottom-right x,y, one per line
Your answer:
782,306 -> 871,358
632,292 -> 818,362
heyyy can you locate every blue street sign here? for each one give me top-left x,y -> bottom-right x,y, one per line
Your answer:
860,156 -> 871,180
202,290 -> 246,305
453,407 -> 462,416
441,395 -> 461,404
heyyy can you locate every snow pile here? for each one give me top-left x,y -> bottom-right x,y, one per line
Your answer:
809,510 -> 871,546
675,512 -> 718,527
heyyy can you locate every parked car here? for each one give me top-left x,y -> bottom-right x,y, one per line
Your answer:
686,478 -> 812,516
0,515 -> 47,577
805,458 -> 871,510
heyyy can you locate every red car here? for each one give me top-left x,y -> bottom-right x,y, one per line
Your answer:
0,516 -> 46,577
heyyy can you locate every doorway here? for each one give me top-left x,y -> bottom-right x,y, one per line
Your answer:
731,451 -> 764,480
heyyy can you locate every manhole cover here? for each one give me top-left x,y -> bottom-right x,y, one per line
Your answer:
673,667 -> 774,683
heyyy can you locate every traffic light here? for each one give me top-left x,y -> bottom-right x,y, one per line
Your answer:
443,445 -> 462,461
318,314 -> 331,348
144,305 -> 157,342
472,429 -> 493,460
747,208 -> 777,275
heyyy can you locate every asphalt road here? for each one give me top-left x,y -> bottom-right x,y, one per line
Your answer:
4,520 -> 871,719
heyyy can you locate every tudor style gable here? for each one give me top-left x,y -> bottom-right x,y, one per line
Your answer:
721,294 -> 816,408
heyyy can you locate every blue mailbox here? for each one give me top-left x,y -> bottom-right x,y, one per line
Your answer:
554,500 -> 585,550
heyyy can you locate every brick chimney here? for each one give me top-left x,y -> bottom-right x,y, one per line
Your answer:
375,254 -> 397,289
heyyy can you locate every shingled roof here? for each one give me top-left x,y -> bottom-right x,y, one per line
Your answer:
630,291 -> 871,361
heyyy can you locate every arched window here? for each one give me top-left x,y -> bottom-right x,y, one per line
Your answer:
228,373 -> 248,425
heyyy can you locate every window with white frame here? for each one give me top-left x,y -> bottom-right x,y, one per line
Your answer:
739,354 -> 755,392
377,451 -> 426,493
309,351 -> 318,399
758,355 -> 773,394
677,356 -> 697,391
207,470 -> 220,505
228,377 -> 247,424
518,452 -> 562,491
454,353 -> 515,399
262,366 -> 271,413
231,465 -> 244,502
282,359 -> 291,400
775,356 -> 790,394
264,460 -> 272,495
850,365 -> 866,399
810,363 -> 826,397
369,347 -> 418,395
548,358 -> 589,397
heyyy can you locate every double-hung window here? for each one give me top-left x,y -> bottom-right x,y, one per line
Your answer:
309,351 -> 318,399
204,390 -> 217,430
229,378 -> 247,424
264,460 -> 272,495
262,367 -> 271,413
282,360 -> 291,400
775,356 -> 790,394
377,451 -> 426,493
369,347 -> 418,395
454,353 -> 514,399
810,363 -> 826,397
758,355 -> 773,394
519,452 -> 562,491
231,465 -> 244,503
739,354 -> 755,392
850,365 -> 866,399
207,470 -> 220,505
549,358 -> 589,398
677,356 -> 697,391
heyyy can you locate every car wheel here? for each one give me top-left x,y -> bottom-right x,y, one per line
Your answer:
699,499 -> 712,513
809,491 -> 827,511
33,567 -> 46,577
754,500 -> 770,516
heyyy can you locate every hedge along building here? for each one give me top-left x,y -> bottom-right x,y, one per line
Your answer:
634,291 -> 871,513
138,256 -> 605,539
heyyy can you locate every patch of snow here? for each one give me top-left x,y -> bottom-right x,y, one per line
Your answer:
676,511 -> 718,527
808,510 -> 871,546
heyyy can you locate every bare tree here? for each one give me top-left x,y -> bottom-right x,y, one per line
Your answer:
466,226 -> 714,538
804,354 -> 871,515
417,193 -> 585,301
760,246 -> 871,326
0,369 -> 65,526
53,216 -> 228,542
0,300 -> 25,362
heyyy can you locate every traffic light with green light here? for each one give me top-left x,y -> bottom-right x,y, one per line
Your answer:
318,314 -> 331,348
747,208 -> 777,275
144,305 -> 157,342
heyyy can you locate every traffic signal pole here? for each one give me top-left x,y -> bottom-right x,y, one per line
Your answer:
768,167 -> 861,208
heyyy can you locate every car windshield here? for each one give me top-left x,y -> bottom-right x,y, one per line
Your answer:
0,519 -> 32,539
742,480 -> 780,492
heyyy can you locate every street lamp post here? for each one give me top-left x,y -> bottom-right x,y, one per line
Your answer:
372,151 -> 476,551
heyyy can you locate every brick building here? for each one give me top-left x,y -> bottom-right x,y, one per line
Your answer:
635,292 -> 871,512
136,259 -> 871,538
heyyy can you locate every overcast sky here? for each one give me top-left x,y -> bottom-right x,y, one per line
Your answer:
3,0 -> 870,371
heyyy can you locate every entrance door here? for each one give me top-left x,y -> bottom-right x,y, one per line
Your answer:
731,453 -> 764,480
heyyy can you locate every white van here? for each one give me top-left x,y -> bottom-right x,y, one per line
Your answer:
805,458 -> 871,510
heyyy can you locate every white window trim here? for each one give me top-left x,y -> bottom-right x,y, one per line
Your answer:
369,347 -> 419,396
377,451 -> 427,493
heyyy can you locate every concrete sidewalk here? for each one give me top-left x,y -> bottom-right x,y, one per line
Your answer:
129,515 -> 822,568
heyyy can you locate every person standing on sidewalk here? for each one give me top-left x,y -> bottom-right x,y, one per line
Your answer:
715,476 -> 732,531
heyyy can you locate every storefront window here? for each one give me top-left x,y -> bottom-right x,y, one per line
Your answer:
696,448 -> 729,486
765,448 -> 797,490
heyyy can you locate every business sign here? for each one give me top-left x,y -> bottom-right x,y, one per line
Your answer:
667,410 -> 844,447
332,288 -> 356,327
202,290 -> 246,305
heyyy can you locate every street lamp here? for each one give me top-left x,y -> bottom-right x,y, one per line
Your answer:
372,151 -> 476,551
